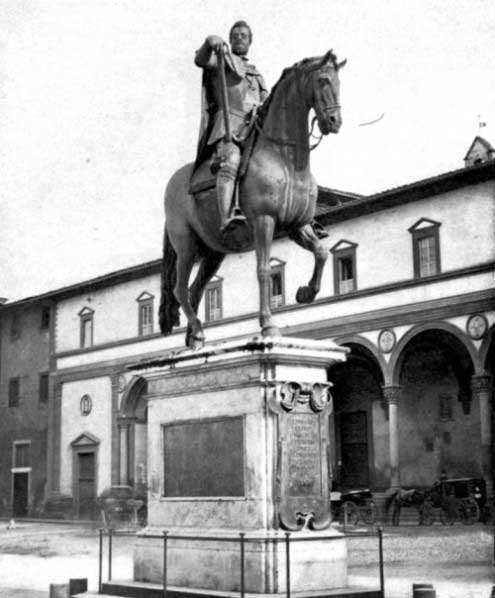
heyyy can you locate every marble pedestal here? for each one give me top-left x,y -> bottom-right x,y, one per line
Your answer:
130,336 -> 348,594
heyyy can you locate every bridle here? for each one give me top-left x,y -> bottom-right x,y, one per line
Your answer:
255,60 -> 341,151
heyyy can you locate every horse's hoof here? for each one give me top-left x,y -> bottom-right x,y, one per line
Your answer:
262,326 -> 280,338
296,286 -> 316,304
187,335 -> 205,350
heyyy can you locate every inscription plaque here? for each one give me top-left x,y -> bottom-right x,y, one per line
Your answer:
163,417 -> 244,497
287,414 -> 321,496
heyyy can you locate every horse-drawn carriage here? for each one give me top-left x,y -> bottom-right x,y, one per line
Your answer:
386,477 -> 487,526
421,477 -> 486,525
331,488 -> 377,526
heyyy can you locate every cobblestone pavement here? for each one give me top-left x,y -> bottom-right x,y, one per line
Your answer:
0,521 -> 492,597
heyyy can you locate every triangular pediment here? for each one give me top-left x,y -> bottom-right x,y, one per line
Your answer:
136,291 -> 154,302
330,239 -> 357,253
71,432 -> 100,447
408,218 -> 441,232
78,306 -> 94,317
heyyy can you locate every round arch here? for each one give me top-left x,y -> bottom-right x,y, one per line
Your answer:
389,321 -> 479,386
480,323 -> 495,372
333,334 -> 387,384
119,375 -> 147,418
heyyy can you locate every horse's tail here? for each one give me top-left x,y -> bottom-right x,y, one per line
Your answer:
159,228 -> 180,335
384,488 -> 399,514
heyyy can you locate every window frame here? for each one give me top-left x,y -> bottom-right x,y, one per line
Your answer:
330,240 -> 358,295
204,279 -> 223,323
8,377 -> 20,408
40,306 -> 51,330
10,312 -> 20,340
409,218 -> 441,279
269,260 -> 285,309
78,307 -> 94,349
137,292 -> 155,336
12,440 -> 31,470
39,372 -> 49,405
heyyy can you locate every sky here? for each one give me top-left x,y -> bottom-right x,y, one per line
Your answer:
1,0 -> 494,301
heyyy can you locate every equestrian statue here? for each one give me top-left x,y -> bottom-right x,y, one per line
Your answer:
159,20 -> 346,348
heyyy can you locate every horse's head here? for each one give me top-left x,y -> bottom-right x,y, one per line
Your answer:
303,50 -> 346,135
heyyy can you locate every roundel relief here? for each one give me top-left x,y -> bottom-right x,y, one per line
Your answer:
378,329 -> 396,353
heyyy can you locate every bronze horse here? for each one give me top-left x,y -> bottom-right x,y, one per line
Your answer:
159,51 -> 346,348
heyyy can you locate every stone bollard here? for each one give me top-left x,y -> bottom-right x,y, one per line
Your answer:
412,583 -> 435,598
69,578 -> 88,596
49,583 -> 69,598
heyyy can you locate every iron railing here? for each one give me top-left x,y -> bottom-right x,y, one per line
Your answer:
98,527 -> 385,598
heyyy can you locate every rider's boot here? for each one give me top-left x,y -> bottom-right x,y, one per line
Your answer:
216,143 -> 246,234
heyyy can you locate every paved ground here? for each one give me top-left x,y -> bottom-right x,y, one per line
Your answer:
0,521 -> 492,597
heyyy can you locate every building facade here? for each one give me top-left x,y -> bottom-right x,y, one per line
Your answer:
1,147 -> 494,519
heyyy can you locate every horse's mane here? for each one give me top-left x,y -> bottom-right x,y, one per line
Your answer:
257,52 -> 338,124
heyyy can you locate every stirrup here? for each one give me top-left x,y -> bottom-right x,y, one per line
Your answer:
220,212 -> 247,234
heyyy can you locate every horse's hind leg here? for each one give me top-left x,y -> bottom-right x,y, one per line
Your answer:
253,215 -> 279,337
172,228 -> 205,349
289,223 -> 328,303
187,248 -> 225,346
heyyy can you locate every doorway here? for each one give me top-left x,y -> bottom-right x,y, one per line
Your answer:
77,452 -> 96,519
12,472 -> 29,517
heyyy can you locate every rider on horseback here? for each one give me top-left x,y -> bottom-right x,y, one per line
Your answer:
194,21 -> 268,234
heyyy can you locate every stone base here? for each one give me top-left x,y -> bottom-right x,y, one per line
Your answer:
134,527 -> 347,594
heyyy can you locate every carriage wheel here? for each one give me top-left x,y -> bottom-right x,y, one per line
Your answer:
360,501 -> 377,525
459,497 -> 480,525
339,501 -> 359,526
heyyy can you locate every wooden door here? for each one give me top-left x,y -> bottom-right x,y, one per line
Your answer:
12,472 -> 29,517
77,452 -> 96,519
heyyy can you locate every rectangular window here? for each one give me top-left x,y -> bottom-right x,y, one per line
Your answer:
418,236 -> 437,277
331,243 -> 357,295
205,283 -> 222,322
14,442 -> 30,468
40,306 -> 50,329
439,394 -> 454,421
39,373 -> 49,404
139,303 -> 153,335
337,256 -> 355,294
9,378 -> 20,407
81,316 -> 93,348
409,219 -> 441,279
270,269 -> 285,308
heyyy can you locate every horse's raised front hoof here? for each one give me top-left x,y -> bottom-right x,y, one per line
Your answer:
296,285 -> 316,304
262,325 -> 281,338
185,327 -> 205,351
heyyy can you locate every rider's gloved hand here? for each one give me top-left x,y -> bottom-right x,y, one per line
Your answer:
206,35 -> 226,54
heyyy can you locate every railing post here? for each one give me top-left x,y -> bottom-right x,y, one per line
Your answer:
163,531 -> 168,598
378,527 -> 385,598
239,532 -> 246,598
108,527 -> 113,581
285,532 -> 291,598
98,528 -> 103,594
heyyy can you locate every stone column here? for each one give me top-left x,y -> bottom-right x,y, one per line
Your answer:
382,385 -> 402,489
471,374 -> 492,489
118,420 -> 132,485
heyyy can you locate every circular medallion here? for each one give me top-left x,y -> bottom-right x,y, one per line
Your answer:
80,394 -> 92,416
466,313 -> 487,340
378,329 -> 396,353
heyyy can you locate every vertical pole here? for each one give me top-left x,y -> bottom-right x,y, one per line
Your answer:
378,528 -> 385,598
285,532 -> 291,598
163,531 -> 168,598
98,528 -> 103,594
239,532 -> 246,598
108,528 -> 113,581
